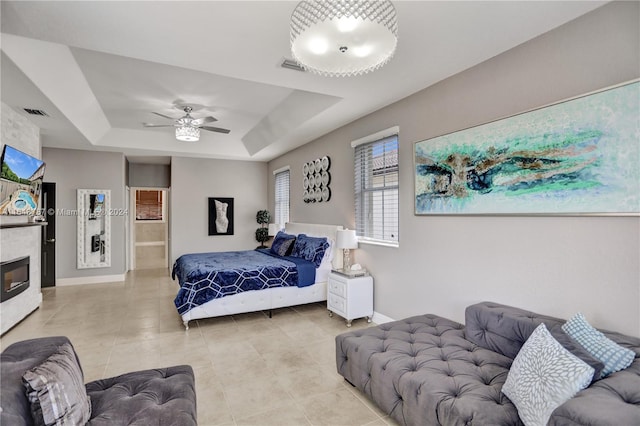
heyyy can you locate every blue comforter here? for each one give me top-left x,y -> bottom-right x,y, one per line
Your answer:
173,249 -> 316,315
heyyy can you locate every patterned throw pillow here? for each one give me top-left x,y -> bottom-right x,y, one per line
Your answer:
562,313 -> 635,378
549,325 -> 605,383
501,323 -> 594,426
270,231 -> 296,257
290,234 -> 329,267
22,342 -> 92,426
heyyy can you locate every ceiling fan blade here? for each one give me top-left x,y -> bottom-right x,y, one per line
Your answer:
191,116 -> 218,126
200,126 -> 231,134
151,112 -> 178,120
143,123 -> 175,128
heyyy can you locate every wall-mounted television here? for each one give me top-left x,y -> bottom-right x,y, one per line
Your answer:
0,145 -> 46,216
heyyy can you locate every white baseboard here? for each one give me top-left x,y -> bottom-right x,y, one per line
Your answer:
56,274 -> 126,286
372,311 -> 395,324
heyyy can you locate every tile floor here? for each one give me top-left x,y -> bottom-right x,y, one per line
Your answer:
0,268 -> 399,426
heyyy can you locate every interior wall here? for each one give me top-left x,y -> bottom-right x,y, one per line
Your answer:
0,102 -> 42,334
170,156 -> 268,265
42,147 -> 126,279
128,163 -> 170,188
268,2 -> 640,336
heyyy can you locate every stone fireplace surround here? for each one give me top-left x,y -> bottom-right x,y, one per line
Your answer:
0,225 -> 42,334
1,102 -> 43,335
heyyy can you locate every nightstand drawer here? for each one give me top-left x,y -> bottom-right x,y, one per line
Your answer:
328,293 -> 346,315
328,279 -> 347,298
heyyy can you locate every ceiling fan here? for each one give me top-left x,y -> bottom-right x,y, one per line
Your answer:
143,106 -> 230,141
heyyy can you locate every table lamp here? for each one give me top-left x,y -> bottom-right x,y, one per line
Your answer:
336,229 -> 358,270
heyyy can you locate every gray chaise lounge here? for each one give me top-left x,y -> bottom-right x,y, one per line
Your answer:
1,336 -> 197,425
336,301 -> 640,425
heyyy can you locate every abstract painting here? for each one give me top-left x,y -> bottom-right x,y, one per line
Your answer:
208,197 -> 234,235
414,81 -> 639,215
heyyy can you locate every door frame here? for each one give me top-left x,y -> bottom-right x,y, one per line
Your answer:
128,187 -> 170,270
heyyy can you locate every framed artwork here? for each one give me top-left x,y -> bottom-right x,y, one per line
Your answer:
208,197 -> 234,235
414,80 -> 639,215
302,156 -> 331,203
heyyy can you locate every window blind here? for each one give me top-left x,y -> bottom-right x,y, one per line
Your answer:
274,169 -> 290,226
354,134 -> 399,244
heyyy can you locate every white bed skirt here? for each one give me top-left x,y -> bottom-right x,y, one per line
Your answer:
181,282 -> 328,328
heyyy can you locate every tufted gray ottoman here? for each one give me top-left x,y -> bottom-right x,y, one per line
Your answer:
336,302 -> 640,426
1,336 -> 197,426
336,313 -> 520,425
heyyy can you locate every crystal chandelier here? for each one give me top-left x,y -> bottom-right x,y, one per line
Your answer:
290,0 -> 398,77
175,125 -> 200,142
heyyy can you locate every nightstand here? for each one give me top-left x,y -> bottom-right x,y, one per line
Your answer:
327,270 -> 373,327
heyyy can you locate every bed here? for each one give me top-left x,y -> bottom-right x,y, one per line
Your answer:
172,223 -> 343,329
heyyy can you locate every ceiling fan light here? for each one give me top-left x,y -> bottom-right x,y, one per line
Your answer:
290,0 -> 398,77
176,125 -> 200,142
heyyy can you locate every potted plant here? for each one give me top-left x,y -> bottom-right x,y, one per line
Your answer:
255,210 -> 270,248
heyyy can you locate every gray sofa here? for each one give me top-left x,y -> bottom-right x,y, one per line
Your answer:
1,336 -> 197,425
336,301 -> 640,425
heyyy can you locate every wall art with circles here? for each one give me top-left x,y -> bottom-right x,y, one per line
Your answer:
302,156 -> 331,203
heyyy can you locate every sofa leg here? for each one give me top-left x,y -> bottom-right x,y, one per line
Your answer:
269,309 -> 272,319
183,320 -> 189,331
344,378 -> 356,387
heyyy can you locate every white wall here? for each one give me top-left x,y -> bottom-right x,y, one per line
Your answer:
268,2 -> 640,336
170,156 -> 268,265
0,102 -> 42,334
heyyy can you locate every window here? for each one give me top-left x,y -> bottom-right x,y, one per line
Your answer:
274,167 -> 290,225
353,128 -> 399,245
135,189 -> 164,221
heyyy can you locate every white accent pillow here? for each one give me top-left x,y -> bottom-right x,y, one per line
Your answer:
502,323 -> 594,426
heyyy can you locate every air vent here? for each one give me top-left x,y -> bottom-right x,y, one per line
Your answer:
281,59 -> 305,72
23,108 -> 49,117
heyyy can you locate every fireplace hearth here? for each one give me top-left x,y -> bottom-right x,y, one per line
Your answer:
1,256 -> 30,303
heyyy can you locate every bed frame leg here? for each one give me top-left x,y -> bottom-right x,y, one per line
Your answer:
183,320 -> 189,331
268,309 -> 272,319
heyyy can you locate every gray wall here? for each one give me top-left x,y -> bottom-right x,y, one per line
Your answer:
128,162 -> 170,188
42,147 -> 127,279
170,156 -> 268,264
268,2 -> 640,336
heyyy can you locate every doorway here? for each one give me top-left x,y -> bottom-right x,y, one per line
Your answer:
41,182 -> 56,287
131,188 -> 169,270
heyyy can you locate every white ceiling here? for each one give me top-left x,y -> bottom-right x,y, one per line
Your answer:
0,1 -> 607,163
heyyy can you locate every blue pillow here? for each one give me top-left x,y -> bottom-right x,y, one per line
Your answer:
290,234 -> 329,267
562,313 -> 635,378
270,231 -> 296,257
549,325 -> 604,383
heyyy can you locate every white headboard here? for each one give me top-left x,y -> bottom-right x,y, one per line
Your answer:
284,222 -> 343,270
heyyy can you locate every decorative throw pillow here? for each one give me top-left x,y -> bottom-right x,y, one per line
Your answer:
562,313 -> 635,379
501,323 -> 594,426
270,231 -> 296,257
290,234 -> 330,267
22,342 -> 92,426
549,325 -> 605,383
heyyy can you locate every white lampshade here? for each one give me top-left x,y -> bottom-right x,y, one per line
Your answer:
336,229 -> 358,249
268,223 -> 283,236
175,125 -> 200,142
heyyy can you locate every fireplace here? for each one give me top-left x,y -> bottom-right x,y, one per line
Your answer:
1,256 -> 30,303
